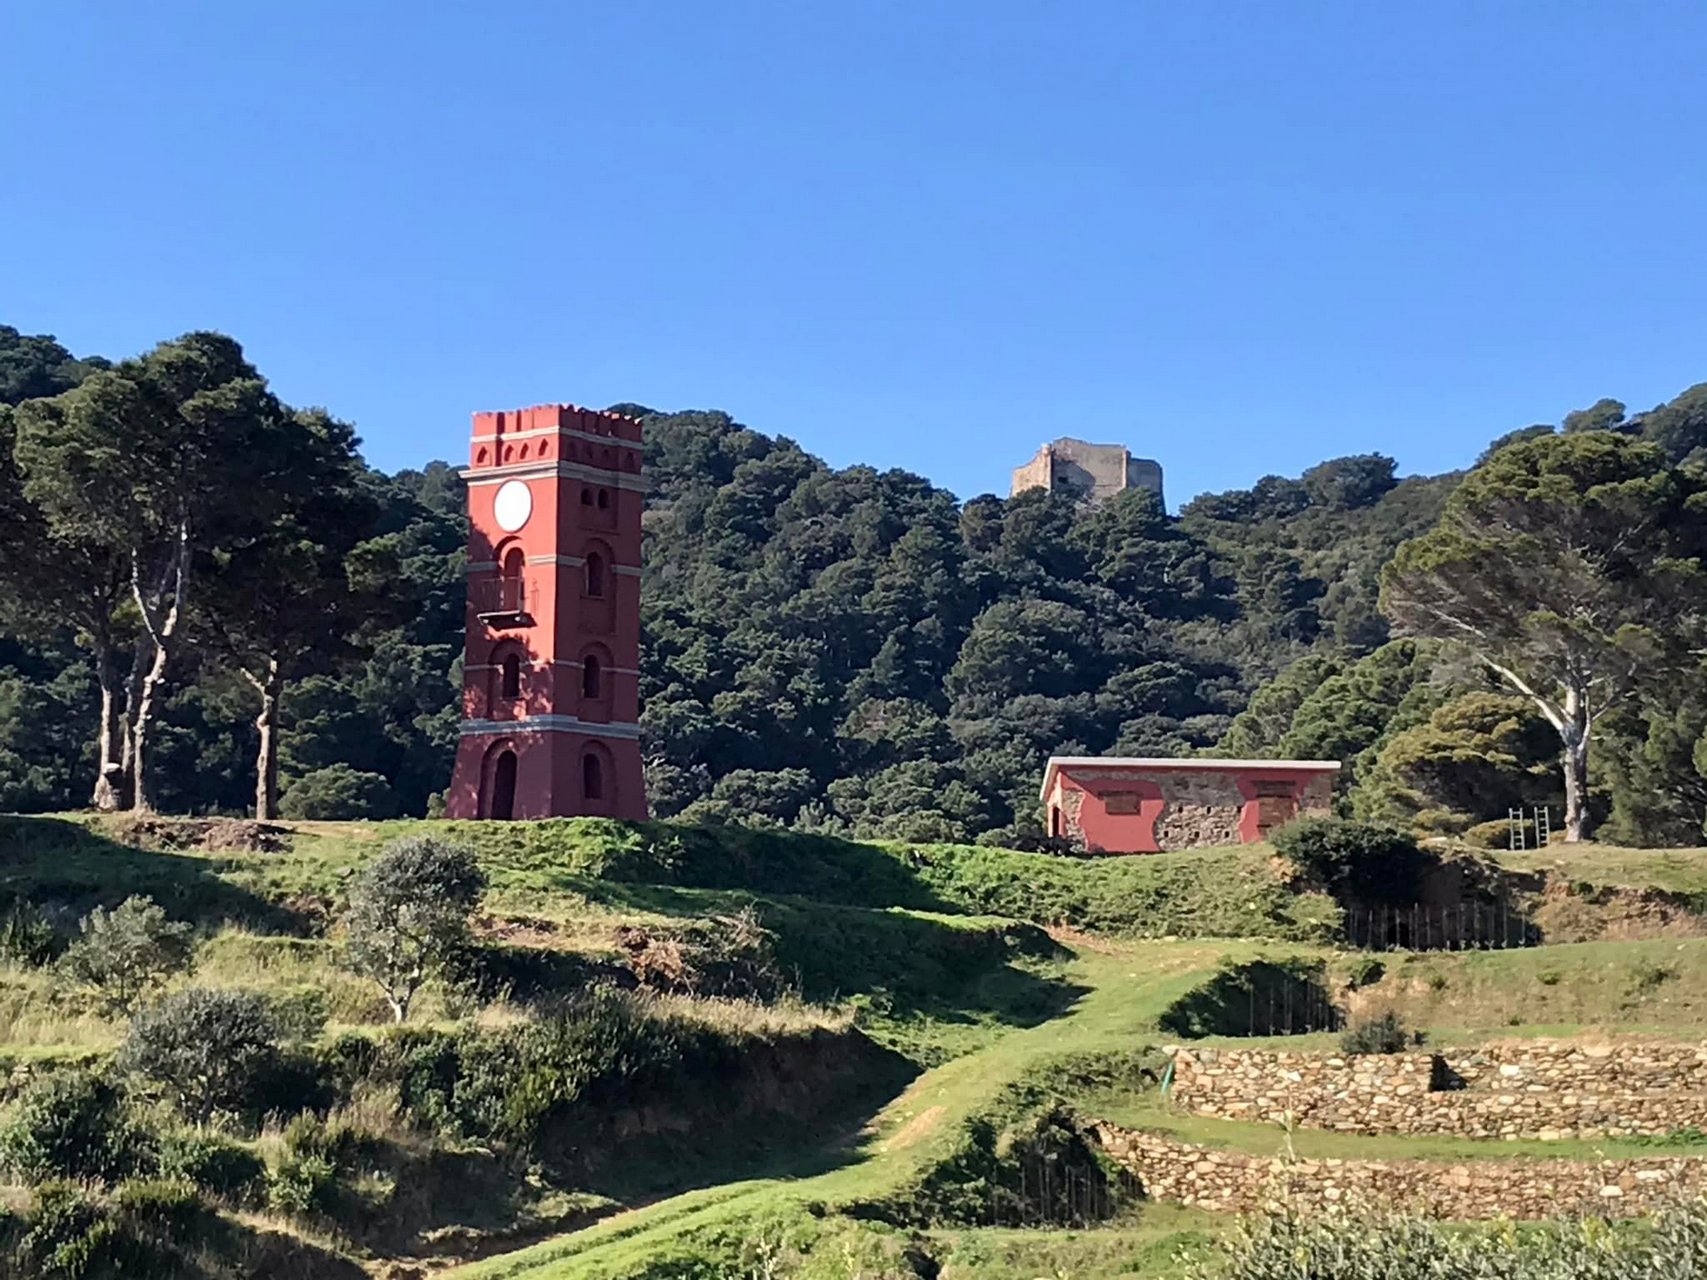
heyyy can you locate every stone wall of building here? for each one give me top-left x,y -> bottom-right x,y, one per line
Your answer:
1010,438 -> 1164,506
1151,771 -> 1246,850
1089,1123 -> 1707,1219
1172,1041 -> 1707,1140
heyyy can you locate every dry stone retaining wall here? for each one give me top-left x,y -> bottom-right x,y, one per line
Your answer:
1090,1124 -> 1707,1219
1172,1040 -> 1707,1140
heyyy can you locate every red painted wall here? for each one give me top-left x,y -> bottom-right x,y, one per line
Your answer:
445,405 -> 648,821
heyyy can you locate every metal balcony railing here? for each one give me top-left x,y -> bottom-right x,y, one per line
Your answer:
471,575 -> 532,627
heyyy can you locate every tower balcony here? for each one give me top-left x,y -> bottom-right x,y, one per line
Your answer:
471,576 -> 534,629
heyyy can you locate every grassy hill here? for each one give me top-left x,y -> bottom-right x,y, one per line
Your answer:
3,814 -> 1707,1278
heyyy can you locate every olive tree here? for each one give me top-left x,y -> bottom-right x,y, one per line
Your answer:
343,835 -> 486,1022
120,988 -> 283,1122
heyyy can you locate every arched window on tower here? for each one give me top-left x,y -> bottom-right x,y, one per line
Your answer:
584,552 -> 605,597
597,488 -> 610,509
582,751 -> 604,801
500,546 -> 525,613
580,487 -> 592,505
582,654 -> 602,698
501,652 -> 522,699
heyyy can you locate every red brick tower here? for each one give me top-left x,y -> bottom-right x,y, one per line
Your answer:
444,404 -> 648,821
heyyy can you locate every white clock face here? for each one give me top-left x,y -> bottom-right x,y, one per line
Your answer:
493,480 -> 533,533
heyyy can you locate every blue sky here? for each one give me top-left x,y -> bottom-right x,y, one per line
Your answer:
4,3 -> 1705,506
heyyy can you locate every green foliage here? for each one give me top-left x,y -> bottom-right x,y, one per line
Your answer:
11,1178 -> 218,1280
265,1113 -> 376,1219
1382,430 -> 1707,839
380,987 -> 690,1147
279,763 -> 400,820
1272,816 -> 1432,905
343,833 -> 486,1022
0,896 -> 61,966
1338,1011 -> 1415,1055
1361,691 -> 1558,825
155,1131 -> 266,1204
1199,1204 -> 1707,1279
60,894 -> 194,1013
120,988 -> 284,1122
0,1069 -> 149,1184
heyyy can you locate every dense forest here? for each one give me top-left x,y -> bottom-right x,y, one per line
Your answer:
3,324 -> 1707,844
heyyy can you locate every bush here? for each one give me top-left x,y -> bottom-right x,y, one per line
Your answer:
60,895 -> 194,1014
16,1182 -> 123,1279
0,898 -> 61,966
279,765 -> 400,821
156,1131 -> 266,1203
120,988 -> 284,1122
268,1148 -> 339,1218
15,1179 -> 214,1280
1272,817 -> 1432,904
0,1069 -> 150,1183
266,1112 -> 380,1220
1339,1012 -> 1416,1055
344,834 -> 487,1023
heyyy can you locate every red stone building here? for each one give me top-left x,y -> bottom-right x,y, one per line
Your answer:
444,405 -> 648,821
1040,757 -> 1339,853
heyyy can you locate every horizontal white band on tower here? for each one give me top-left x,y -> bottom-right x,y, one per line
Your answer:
457,715 -> 644,740
460,461 -> 647,490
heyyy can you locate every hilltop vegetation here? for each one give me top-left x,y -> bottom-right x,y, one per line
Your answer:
6,323 -> 1707,845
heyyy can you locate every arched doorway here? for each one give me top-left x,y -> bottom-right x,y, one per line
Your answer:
490,749 -> 518,820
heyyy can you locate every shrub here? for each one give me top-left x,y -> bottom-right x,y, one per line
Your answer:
16,1182 -> 122,1279
279,765 -> 400,821
12,1178 -> 215,1280
1339,1012 -> 1416,1055
344,834 -> 487,1023
156,1131 -> 266,1203
0,1069 -> 150,1183
266,1112 -> 380,1220
447,987 -> 682,1145
120,988 -> 284,1122
112,1177 -> 214,1252
60,895 -> 194,1014
268,1148 -> 339,1217
0,898 -> 61,966
1272,816 -> 1432,904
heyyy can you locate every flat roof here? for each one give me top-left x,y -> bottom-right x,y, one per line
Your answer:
1040,755 -> 1341,802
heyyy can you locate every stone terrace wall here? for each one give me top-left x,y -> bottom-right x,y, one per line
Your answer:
1090,1124 -> 1707,1219
1173,1041 -> 1707,1140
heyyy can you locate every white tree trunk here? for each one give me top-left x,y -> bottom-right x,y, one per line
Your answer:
91,646 -> 127,811
247,659 -> 283,820
1561,723 -> 1590,844
129,520 -> 190,814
